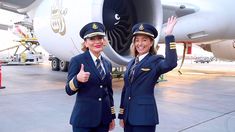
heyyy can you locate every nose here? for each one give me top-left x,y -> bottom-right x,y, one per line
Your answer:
94,38 -> 103,43
136,40 -> 143,45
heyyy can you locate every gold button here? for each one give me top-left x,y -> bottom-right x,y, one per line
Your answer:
128,97 -> 131,100
98,98 -> 102,101
100,85 -> 103,88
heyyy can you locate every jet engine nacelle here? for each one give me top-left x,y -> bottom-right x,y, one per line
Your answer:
210,40 -> 235,61
33,0 -> 163,66
200,40 -> 235,61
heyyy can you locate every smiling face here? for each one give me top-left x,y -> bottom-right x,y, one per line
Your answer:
134,34 -> 154,56
84,35 -> 106,57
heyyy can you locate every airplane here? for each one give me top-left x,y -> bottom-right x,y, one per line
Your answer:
160,0 -> 235,65
0,0 -> 235,71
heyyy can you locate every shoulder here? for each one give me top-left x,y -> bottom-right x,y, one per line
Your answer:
127,58 -> 135,65
102,57 -> 112,66
148,54 -> 164,63
70,52 -> 86,63
156,55 -> 164,59
149,54 -> 164,60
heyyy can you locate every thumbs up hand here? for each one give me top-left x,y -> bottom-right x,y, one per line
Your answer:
77,64 -> 90,83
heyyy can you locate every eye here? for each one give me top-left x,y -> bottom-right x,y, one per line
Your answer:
135,39 -> 140,42
97,36 -> 104,40
89,37 -> 95,40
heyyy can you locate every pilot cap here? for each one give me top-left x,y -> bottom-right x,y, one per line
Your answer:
80,22 -> 105,39
132,23 -> 158,38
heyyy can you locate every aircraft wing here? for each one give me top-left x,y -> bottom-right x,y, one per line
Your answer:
162,2 -> 198,24
161,0 -> 235,65
0,0 -> 36,14
0,23 -> 12,30
161,0 -> 235,43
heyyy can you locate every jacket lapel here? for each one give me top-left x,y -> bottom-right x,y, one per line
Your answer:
102,57 -> 110,80
84,51 -> 102,80
126,59 -> 135,78
124,59 -> 135,84
132,53 -> 151,83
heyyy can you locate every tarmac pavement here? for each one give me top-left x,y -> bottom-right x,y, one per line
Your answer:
0,62 -> 235,132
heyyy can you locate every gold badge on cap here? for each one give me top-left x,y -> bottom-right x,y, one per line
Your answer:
139,24 -> 144,30
92,23 -> 98,29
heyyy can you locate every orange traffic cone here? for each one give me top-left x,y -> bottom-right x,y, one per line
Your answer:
0,61 -> 6,89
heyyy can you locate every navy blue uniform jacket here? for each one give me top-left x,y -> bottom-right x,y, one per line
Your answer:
118,35 -> 177,125
65,50 -> 115,127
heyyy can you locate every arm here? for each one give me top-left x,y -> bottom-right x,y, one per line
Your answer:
118,82 -> 127,119
118,83 -> 127,128
108,62 -> 116,119
65,57 -> 88,95
158,16 -> 178,74
107,62 -> 116,131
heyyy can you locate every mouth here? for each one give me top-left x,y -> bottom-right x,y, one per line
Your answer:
136,46 -> 145,51
95,45 -> 102,48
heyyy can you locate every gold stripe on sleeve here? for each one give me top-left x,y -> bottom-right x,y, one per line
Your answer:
170,42 -> 176,45
69,78 -> 78,91
119,108 -> 124,114
170,46 -> 176,49
111,106 -> 115,114
170,42 -> 176,49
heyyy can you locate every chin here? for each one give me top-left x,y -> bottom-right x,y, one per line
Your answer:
137,50 -> 144,54
95,49 -> 103,53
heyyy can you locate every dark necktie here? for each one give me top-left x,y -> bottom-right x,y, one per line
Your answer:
129,57 -> 139,83
96,59 -> 106,80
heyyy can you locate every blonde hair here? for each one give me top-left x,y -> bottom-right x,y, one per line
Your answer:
130,36 -> 157,57
81,41 -> 88,51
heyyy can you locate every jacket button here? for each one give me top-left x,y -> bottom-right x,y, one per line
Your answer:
100,85 -> 103,88
128,97 -> 131,100
98,98 -> 102,101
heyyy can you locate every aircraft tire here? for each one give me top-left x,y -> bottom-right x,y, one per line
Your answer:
51,57 -> 60,71
59,60 -> 68,72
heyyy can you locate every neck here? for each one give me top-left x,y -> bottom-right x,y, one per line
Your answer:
90,51 -> 100,58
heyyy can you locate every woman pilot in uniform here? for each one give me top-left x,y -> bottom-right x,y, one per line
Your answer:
118,16 -> 178,132
65,22 -> 115,132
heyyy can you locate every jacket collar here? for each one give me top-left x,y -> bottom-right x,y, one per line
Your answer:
84,50 -> 108,80
128,53 -> 151,83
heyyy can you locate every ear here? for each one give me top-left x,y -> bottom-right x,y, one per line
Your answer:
83,41 -> 88,48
